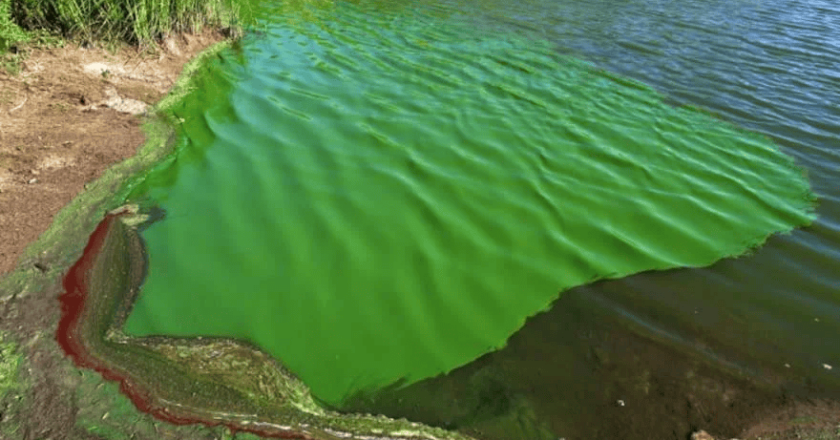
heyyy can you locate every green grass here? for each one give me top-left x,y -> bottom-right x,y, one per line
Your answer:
0,332 -> 24,440
1,0 -> 240,74
3,0 -> 240,51
1,0 -> 29,52
0,332 -> 22,401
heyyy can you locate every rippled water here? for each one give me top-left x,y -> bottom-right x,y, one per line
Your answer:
524,0 -> 840,379
121,0 -> 838,434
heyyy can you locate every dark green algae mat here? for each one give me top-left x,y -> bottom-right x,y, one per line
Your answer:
118,0 -> 815,407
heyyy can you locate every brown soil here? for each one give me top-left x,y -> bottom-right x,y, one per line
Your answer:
692,400 -> 840,440
738,400 -> 840,439
0,31 -> 223,277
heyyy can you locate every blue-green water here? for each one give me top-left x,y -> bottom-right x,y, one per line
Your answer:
121,0 -> 838,436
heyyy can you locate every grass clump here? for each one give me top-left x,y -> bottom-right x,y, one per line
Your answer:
0,332 -> 22,401
1,0 -> 28,52
6,0 -> 241,46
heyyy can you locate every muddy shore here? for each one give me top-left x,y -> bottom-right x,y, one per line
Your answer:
1,32 -> 839,440
0,31 -> 225,276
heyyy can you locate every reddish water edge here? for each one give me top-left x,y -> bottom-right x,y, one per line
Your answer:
56,214 -> 313,439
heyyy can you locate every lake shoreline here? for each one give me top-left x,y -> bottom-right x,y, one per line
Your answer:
0,30 -> 243,439
0,28 -> 489,440
50,205 -> 485,440
0,24 -> 838,440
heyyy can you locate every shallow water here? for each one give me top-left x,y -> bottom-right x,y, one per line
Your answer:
121,0 -> 837,433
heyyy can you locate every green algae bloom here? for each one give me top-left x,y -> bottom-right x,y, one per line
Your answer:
120,0 -> 815,407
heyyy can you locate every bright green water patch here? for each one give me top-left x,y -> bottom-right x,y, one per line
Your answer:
122,0 -> 814,405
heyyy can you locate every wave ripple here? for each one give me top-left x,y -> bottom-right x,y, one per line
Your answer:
123,0 -> 814,405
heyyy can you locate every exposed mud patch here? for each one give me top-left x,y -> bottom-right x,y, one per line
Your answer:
0,30 -> 223,277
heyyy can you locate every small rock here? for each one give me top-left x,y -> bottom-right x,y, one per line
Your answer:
102,87 -> 148,115
83,62 -> 124,77
691,430 -> 715,440
164,36 -> 183,56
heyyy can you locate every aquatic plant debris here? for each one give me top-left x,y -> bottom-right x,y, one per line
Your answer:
0,332 -> 22,401
58,209 -> 479,440
120,0 -> 816,406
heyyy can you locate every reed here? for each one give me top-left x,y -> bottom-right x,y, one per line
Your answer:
1,0 -> 28,51
5,0 -> 238,46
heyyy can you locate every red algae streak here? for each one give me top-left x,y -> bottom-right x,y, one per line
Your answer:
55,214 -> 166,427
57,214 -> 115,364
55,214 -> 314,440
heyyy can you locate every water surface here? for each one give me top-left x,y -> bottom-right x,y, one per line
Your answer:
121,0 -> 835,432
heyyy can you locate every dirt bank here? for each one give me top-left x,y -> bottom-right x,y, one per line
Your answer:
0,31 -> 223,276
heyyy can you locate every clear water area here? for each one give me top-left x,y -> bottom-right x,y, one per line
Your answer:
121,0 -> 839,436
